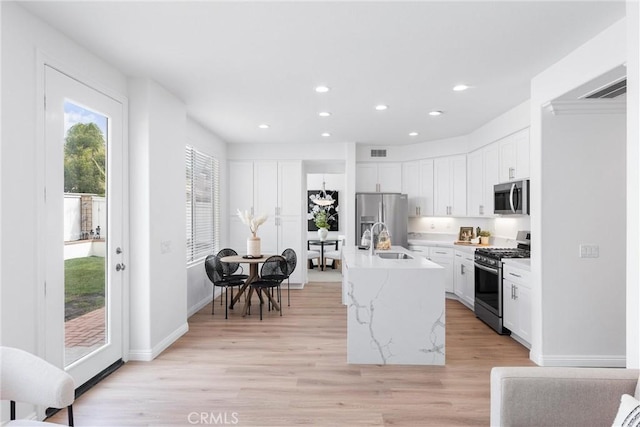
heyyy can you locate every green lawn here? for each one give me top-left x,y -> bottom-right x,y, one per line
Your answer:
65,256 -> 105,321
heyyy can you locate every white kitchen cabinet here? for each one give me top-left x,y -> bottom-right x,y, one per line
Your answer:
402,159 -> 434,216
356,162 -> 402,193
434,155 -> 466,216
228,160 -> 303,283
502,263 -> 531,347
499,128 -> 530,182
467,143 -> 499,217
408,245 -> 453,293
429,247 -> 454,293
453,250 -> 475,309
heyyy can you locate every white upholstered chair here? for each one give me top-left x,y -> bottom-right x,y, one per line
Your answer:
324,235 -> 345,270
307,249 -> 321,269
0,346 -> 75,426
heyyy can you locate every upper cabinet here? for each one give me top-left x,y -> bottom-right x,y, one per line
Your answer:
467,143 -> 499,217
433,155 -> 466,216
228,160 -> 303,283
356,162 -> 402,193
498,128 -> 530,182
402,160 -> 434,216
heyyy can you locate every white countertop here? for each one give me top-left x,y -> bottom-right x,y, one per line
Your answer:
343,245 -> 443,269
502,258 -> 531,271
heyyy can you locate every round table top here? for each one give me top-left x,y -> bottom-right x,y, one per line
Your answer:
308,239 -> 338,244
220,254 -> 275,263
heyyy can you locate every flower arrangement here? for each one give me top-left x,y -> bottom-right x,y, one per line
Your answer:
237,209 -> 268,237
314,210 -> 330,229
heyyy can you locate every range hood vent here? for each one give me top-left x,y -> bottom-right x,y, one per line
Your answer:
370,149 -> 387,158
584,78 -> 626,99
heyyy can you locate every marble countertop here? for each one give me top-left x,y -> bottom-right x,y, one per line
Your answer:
343,245 -> 443,269
502,258 -> 531,271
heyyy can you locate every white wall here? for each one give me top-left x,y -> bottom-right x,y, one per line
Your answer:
467,100 -> 530,152
186,119 -> 228,317
128,78 -> 188,360
542,110 -> 626,365
627,0 -> 640,369
530,18 -> 627,366
0,2 -> 127,359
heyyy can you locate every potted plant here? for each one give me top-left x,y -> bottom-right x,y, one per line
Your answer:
479,230 -> 491,245
314,209 -> 330,241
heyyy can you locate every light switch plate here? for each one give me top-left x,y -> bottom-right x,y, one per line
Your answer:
161,240 -> 172,254
579,244 -> 599,258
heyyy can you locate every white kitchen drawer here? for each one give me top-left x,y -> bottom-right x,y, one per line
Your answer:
430,247 -> 453,258
503,264 -> 531,287
408,246 -> 430,257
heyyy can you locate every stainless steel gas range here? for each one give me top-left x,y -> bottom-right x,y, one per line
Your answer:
474,231 -> 530,334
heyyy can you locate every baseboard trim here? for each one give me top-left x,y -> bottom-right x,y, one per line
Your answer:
128,322 -> 189,361
188,294 -> 214,317
535,353 -> 626,368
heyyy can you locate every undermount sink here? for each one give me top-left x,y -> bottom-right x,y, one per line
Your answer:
377,252 -> 414,260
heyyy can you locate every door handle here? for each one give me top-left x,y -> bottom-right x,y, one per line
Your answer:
115,263 -> 126,272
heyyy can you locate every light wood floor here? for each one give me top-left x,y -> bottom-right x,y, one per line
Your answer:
49,281 -> 534,426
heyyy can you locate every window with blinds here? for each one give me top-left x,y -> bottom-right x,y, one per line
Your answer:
186,146 -> 220,263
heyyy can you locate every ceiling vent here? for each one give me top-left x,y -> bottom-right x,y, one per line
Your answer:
583,78 -> 626,99
370,149 -> 387,158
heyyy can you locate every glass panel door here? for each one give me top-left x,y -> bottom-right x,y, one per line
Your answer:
45,66 -> 124,387
63,101 -> 108,366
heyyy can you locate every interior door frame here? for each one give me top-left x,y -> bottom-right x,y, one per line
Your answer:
35,51 -> 130,373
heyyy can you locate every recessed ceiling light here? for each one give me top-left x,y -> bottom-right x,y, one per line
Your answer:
453,84 -> 470,92
321,132 -> 331,137
409,132 -> 419,136
429,110 -> 443,116
375,104 -> 388,111
258,124 -> 270,129
319,112 -> 331,117
315,85 -> 330,93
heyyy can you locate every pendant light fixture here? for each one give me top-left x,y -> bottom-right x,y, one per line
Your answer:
313,177 -> 335,206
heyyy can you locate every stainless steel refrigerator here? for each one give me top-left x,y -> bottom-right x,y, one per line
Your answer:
355,193 -> 408,249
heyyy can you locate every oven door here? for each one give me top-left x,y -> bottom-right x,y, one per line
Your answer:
474,262 -> 501,316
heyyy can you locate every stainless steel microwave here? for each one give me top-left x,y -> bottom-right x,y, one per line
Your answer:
494,180 -> 529,215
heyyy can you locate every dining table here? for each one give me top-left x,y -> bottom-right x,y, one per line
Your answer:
220,254 -> 281,317
307,239 -> 338,271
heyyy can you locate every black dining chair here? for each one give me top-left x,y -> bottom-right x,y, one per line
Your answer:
217,248 -> 249,280
216,248 -> 249,308
281,248 -> 297,306
204,254 -> 245,319
249,255 -> 288,320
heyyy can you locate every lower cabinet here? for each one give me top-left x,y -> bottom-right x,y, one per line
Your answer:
429,247 -> 454,294
502,264 -> 531,347
453,250 -> 475,309
409,245 -> 455,294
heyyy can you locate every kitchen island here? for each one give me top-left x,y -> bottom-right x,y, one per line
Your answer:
342,245 -> 445,365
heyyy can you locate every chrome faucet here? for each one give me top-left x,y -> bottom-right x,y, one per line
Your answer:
369,222 -> 386,256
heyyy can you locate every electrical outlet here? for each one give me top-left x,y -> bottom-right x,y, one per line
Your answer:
579,244 -> 599,258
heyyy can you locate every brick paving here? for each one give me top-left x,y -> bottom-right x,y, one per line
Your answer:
65,307 -> 105,347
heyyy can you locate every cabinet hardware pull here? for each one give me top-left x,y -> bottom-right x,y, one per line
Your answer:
509,272 -> 521,278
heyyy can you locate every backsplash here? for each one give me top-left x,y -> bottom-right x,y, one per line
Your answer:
409,216 -> 530,245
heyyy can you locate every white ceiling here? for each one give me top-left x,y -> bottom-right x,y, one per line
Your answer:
20,1 -> 625,146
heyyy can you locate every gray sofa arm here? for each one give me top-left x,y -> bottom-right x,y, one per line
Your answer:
491,367 -> 639,427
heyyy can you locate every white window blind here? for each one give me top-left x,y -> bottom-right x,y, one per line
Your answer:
186,146 -> 219,263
